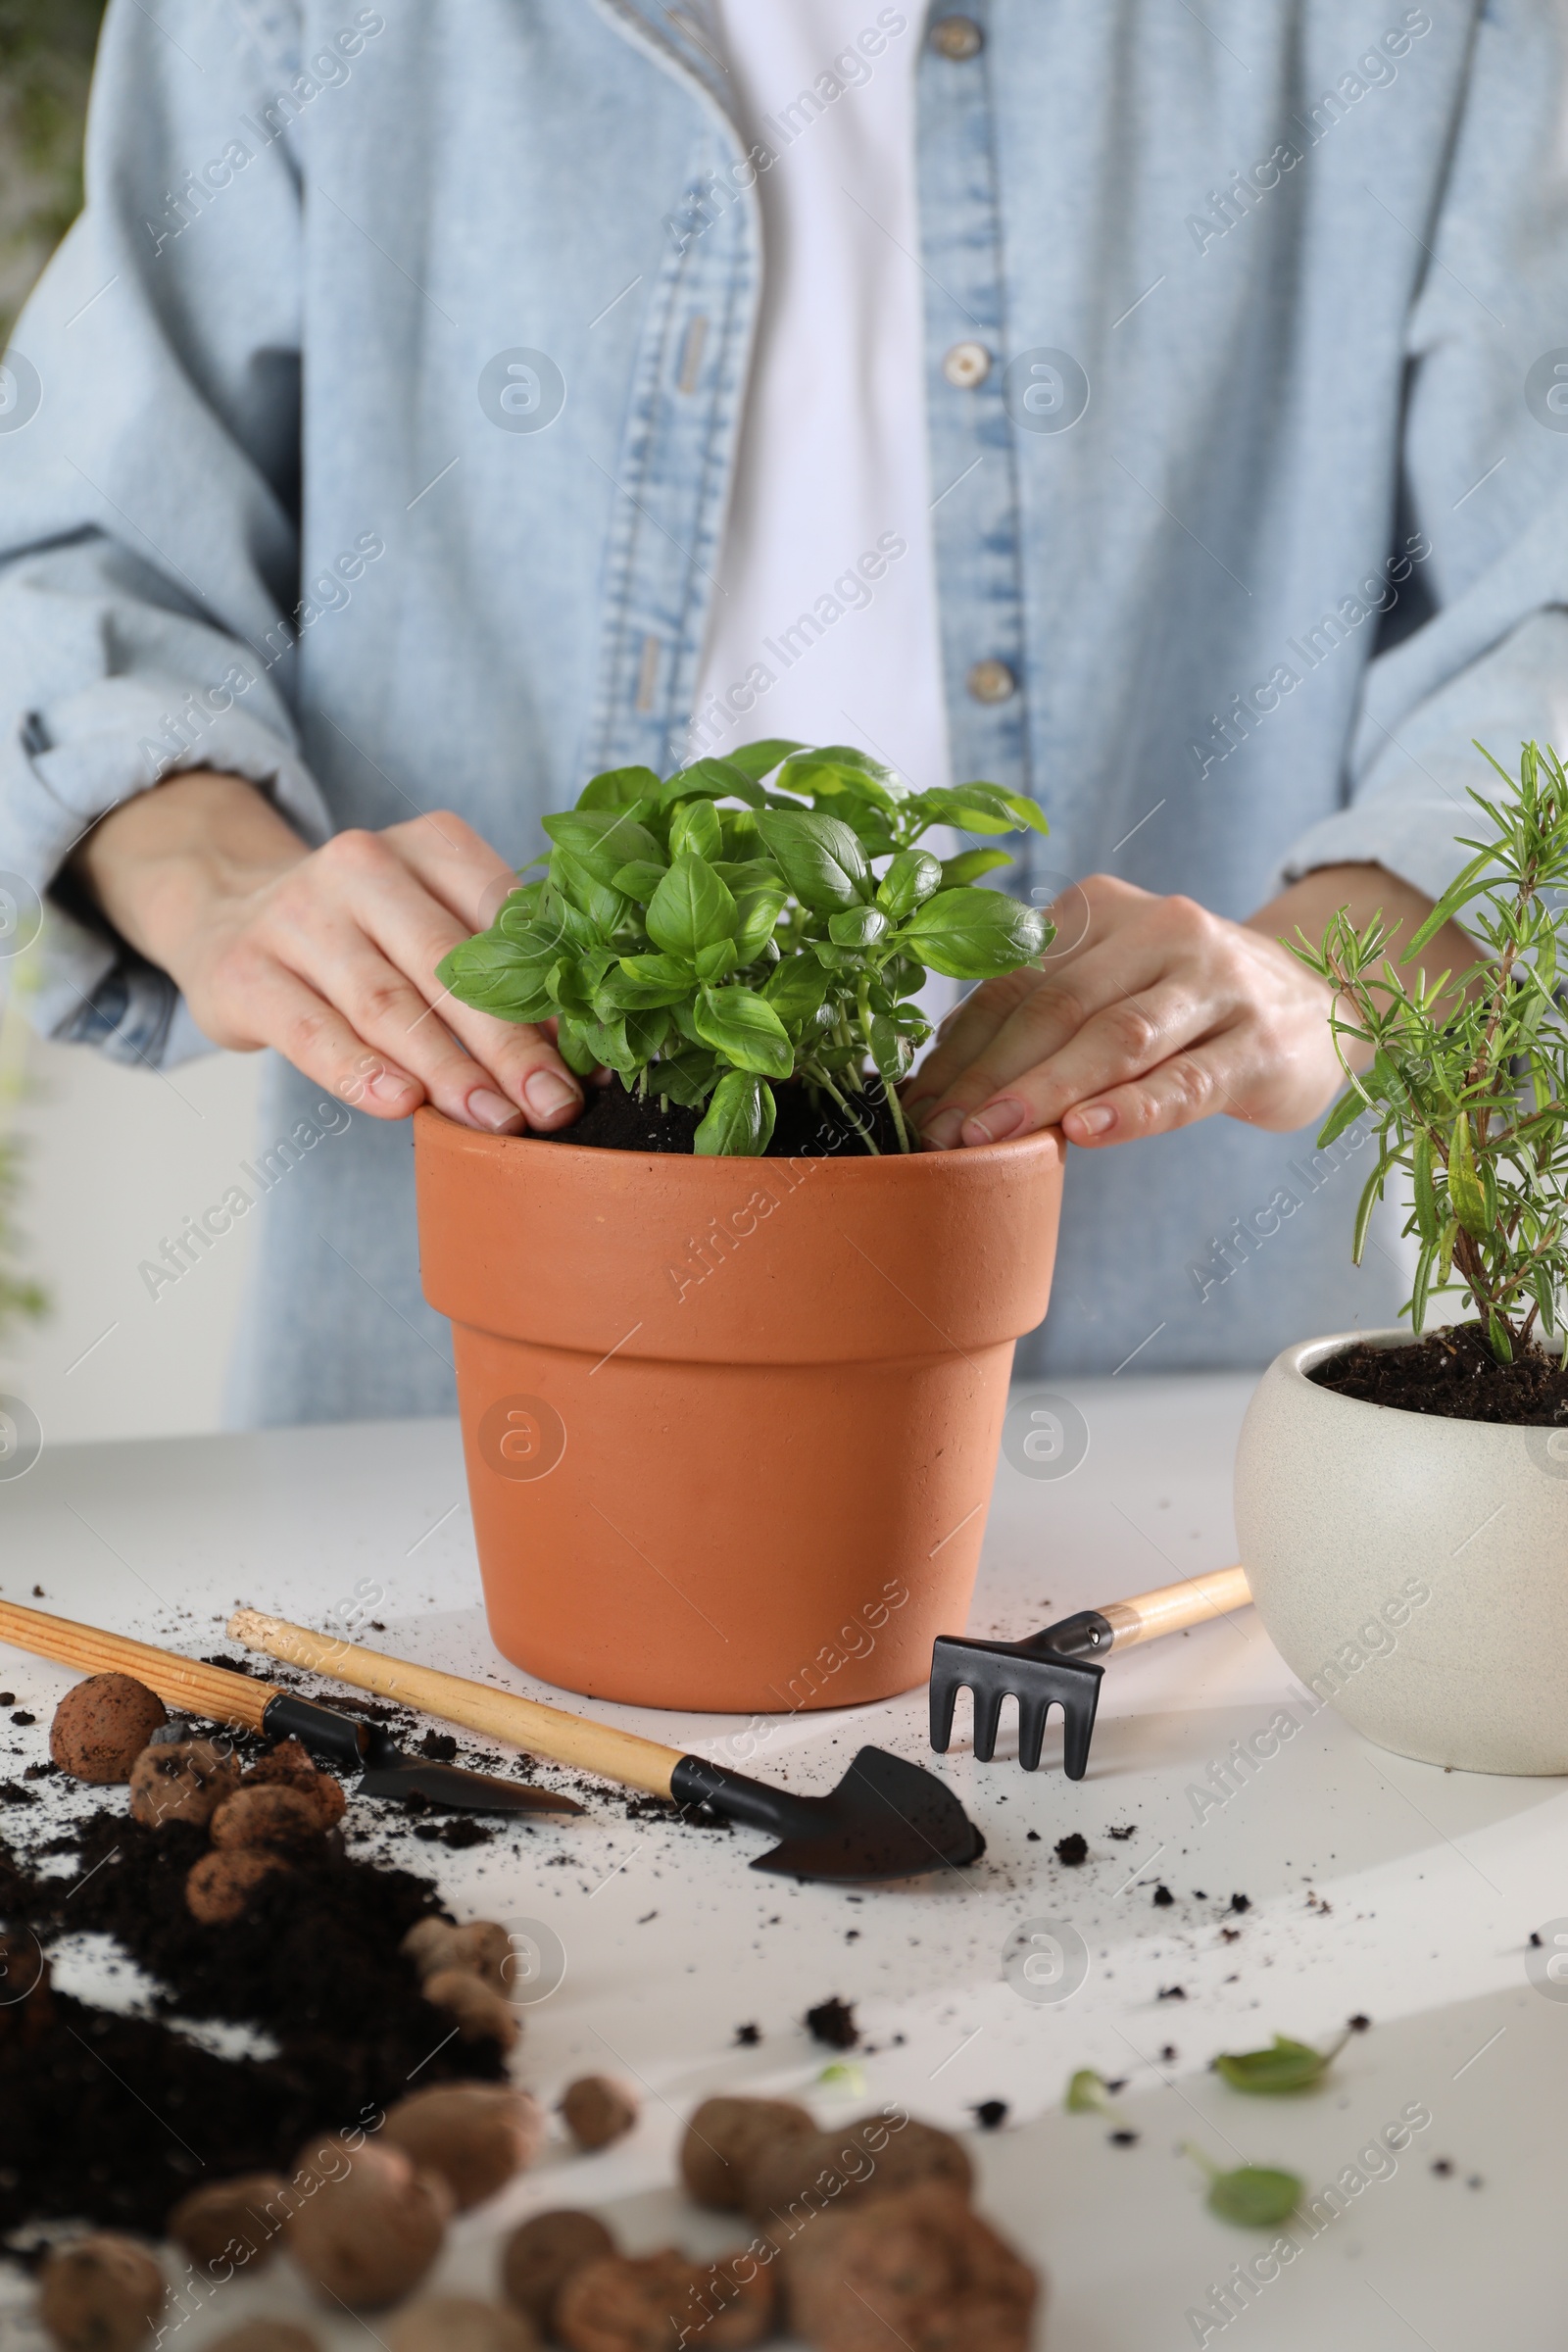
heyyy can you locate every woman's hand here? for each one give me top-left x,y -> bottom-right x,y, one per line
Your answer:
903,865 -> 1478,1152
71,769 -> 584,1135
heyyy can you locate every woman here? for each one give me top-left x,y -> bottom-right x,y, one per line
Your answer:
0,0 -> 1554,1421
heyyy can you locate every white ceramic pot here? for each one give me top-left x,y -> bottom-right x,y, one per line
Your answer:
1235,1329 -> 1568,1776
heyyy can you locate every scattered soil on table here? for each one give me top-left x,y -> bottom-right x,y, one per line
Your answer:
1310,1321 -> 1568,1424
0,1806 -> 501,2241
1054,1834 -> 1088,1867
545,1071 -> 906,1156
972,2101 -> 1007,2131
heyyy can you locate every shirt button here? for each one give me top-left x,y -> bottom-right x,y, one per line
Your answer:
942,340 -> 992,389
966,659 -> 1017,704
929,16 -> 984,61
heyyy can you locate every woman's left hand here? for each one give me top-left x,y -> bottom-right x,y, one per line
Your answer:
902,864 -> 1472,1152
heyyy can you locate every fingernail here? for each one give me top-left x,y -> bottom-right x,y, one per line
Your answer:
468,1086 -> 526,1132
919,1107 -> 964,1152
523,1068 -> 582,1122
368,1068 -> 415,1104
1067,1102 -> 1115,1138
963,1099 -> 1027,1146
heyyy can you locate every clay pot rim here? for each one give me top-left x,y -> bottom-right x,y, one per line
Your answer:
1274,1325 -> 1564,1446
414,1102 -> 1062,1178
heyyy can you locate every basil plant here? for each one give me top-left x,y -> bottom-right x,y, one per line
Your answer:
438,741 -> 1054,1155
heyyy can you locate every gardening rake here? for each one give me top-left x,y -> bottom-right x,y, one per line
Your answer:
930,1563 -> 1252,1776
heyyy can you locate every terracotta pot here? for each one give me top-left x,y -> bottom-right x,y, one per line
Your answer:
414,1109 -> 1063,1711
1236,1329 -> 1568,1774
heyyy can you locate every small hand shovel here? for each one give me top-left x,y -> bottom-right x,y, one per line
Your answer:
229,1609 -> 984,1885
929,1564 -> 1252,1777
0,1599 -> 581,1817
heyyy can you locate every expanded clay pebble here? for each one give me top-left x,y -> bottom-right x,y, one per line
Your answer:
680,2096 -> 814,2211
283,2140 -> 451,2309
384,2083 -> 545,2209
210,1784 -> 326,1854
744,2114 -> 973,2225
401,1916 -> 514,1996
557,2249 -> 774,2352
421,1965 -> 519,2051
781,2182 -> 1038,2352
561,2075 -> 639,2152
38,2233 -> 166,2352
167,2173 -> 287,2270
244,1739 -> 346,1827
387,2297 -> 540,2352
128,1739 -> 240,1831
502,2209 -> 617,2331
186,1848 -> 292,1925
207,2328 -> 322,2352
49,1677 -> 168,1785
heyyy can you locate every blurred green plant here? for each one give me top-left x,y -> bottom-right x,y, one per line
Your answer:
1293,739 -> 1568,1365
0,0 -> 107,342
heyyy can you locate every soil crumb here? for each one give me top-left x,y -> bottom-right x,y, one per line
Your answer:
805,1996 -> 859,2050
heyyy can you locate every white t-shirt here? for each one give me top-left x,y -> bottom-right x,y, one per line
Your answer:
687,2 -> 952,796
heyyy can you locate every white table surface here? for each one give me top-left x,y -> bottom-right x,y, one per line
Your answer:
1,1374 -> 1564,2350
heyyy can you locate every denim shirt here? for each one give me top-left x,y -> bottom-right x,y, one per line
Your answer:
3,0 -> 1568,1422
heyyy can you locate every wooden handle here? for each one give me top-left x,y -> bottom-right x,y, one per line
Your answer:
228,1609 -> 686,1799
1100,1563 -> 1252,1650
0,1598 -> 281,1732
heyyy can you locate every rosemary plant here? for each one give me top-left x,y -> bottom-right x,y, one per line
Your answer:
1292,740 -> 1568,1364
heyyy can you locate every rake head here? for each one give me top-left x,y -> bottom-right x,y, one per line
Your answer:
929,1617 -> 1106,1778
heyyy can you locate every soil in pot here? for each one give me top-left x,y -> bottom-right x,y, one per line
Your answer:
544,1072 -> 904,1156
1310,1321 -> 1568,1426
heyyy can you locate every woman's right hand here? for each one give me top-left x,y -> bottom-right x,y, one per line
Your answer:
70,768 -> 585,1135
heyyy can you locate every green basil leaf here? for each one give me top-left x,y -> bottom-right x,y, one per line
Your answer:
669,799 -> 724,862
596,964 -> 690,1013
694,1067 -> 778,1156
812,942 -> 863,971
755,808 -> 868,910
610,858 -> 669,904
662,757 -> 765,808
914,782 -> 1030,837
939,849 -> 1015,889
550,847 -> 627,935
1064,2070 -> 1110,2115
724,738 -> 806,783
624,1008 -> 672,1061
693,985 -> 795,1079
554,1015 -> 606,1076
900,886 -> 1047,979
734,884 -> 787,958
546,958 -> 593,1017
713,858 -> 783,892
646,854 -> 738,956
877,849 -> 944,919
651,1046 -> 719,1107
695,938 -> 739,983
763,953 -> 831,1023
868,1012 -> 912,1086
576,764 -> 662,811
1205,2165 -> 1301,2229
827,904 -> 890,947
437,941 -> 556,1024
544,808 -> 663,883
1212,2036 -> 1334,2096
